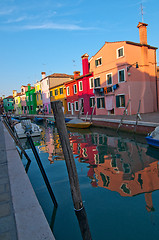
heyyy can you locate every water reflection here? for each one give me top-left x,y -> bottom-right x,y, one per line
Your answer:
22,124 -> 159,239
68,130 -> 159,213
33,125 -> 159,212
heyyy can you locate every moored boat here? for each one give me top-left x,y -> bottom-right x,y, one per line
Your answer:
66,118 -> 92,129
145,126 -> 159,148
14,119 -> 42,138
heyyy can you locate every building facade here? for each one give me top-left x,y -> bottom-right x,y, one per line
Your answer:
89,22 -> 158,115
3,96 -> 14,113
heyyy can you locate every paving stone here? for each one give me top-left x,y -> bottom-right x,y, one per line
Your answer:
0,202 -> 10,218
0,231 -> 12,240
0,192 -> 10,202
0,150 -> 7,164
0,184 -> 5,193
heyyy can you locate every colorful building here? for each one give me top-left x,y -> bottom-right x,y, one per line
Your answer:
76,54 -> 95,115
89,22 -> 158,115
3,95 -> 14,113
25,85 -> 37,114
49,73 -> 74,114
34,81 -> 43,113
65,73 -> 79,116
13,90 -> 22,114
20,85 -> 29,114
50,83 -> 68,114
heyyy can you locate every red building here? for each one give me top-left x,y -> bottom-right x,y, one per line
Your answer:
76,54 -> 95,115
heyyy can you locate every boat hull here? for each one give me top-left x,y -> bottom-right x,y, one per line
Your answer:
145,136 -> 159,148
66,122 -> 92,129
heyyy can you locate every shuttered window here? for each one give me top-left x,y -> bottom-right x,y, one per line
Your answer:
116,95 -> 125,107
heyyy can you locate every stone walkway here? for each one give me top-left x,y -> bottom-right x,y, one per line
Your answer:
0,117 -> 55,240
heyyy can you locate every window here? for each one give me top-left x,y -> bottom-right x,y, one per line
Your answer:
116,95 -> 125,108
67,87 -> 70,96
47,79 -> 49,85
118,69 -> 125,82
97,97 -> 105,108
75,101 -> 79,111
90,97 -> 95,108
68,102 -> 71,111
73,84 -> 77,94
8,104 -> 9,106
54,89 -> 58,96
31,95 -> 32,101
50,91 -> 52,97
60,87 -> 63,95
37,95 -> 39,101
30,105 -> 33,111
94,77 -> 100,88
89,77 -> 94,89
95,57 -> 102,67
106,73 -> 112,85
117,47 -> 124,58
79,81 -> 83,91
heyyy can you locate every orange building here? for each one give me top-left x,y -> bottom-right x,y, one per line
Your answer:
89,22 -> 158,115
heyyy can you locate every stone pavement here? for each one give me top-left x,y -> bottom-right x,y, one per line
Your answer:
0,117 -> 55,240
0,118 -> 18,240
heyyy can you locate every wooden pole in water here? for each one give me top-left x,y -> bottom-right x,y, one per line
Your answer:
52,100 -> 92,240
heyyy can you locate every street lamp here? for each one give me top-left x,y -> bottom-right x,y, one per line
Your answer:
127,62 -> 139,71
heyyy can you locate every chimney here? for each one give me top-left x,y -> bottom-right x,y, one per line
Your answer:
81,53 -> 89,75
41,72 -> 46,79
13,90 -> 17,97
74,71 -> 80,79
137,22 -> 148,45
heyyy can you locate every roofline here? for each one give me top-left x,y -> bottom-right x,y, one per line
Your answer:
75,72 -> 93,80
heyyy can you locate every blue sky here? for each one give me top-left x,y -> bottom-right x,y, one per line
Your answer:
1,0 -> 159,97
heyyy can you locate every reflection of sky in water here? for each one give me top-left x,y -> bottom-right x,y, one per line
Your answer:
22,124 -> 159,240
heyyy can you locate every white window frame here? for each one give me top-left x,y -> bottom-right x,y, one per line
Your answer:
117,47 -> 124,59
118,69 -> 125,83
89,77 -> 94,89
116,94 -> 125,108
90,97 -> 95,108
75,101 -> 79,111
79,81 -> 83,91
73,84 -> 77,94
67,87 -> 70,96
97,97 -> 105,109
94,77 -> 100,88
106,73 -> 113,85
68,102 -> 71,111
95,57 -> 102,67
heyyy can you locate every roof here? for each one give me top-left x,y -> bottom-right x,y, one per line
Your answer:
90,40 -> 158,60
75,72 -> 93,80
49,79 -> 73,90
40,73 -> 74,81
4,95 -> 13,99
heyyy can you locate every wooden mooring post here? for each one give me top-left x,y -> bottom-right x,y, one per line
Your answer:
52,101 -> 92,240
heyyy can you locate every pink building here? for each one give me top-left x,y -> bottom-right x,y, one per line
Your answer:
89,22 -> 158,115
20,85 -> 31,114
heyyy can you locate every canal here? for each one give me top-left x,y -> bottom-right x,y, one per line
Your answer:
21,123 -> 159,240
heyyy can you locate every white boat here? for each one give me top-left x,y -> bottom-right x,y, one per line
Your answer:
14,119 -> 42,138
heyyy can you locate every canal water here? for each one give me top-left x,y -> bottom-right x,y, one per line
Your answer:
21,123 -> 159,240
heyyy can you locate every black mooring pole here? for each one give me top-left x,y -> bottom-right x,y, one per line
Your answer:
26,133 -> 58,208
52,100 -> 92,240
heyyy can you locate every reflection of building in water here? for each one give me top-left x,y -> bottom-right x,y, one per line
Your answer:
69,132 -> 99,187
38,126 -> 64,163
94,138 -> 159,212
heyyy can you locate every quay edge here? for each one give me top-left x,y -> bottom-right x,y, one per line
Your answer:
1,118 -> 55,240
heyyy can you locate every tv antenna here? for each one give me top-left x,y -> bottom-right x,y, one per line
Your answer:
141,3 -> 144,22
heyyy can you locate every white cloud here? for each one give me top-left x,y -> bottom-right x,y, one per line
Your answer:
21,22 -> 94,31
0,8 -> 14,15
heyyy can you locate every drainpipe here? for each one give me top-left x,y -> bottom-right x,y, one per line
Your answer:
155,51 -> 158,110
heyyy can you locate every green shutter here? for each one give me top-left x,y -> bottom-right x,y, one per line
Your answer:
116,96 -> 120,108
97,98 -> 100,108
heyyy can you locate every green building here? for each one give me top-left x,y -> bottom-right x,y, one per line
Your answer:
3,96 -> 14,113
25,86 -> 37,114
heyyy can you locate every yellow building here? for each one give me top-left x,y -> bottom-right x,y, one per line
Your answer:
34,81 -> 43,112
50,83 -> 68,114
13,90 -> 21,114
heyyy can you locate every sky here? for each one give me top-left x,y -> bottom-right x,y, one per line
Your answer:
1,0 -> 159,97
